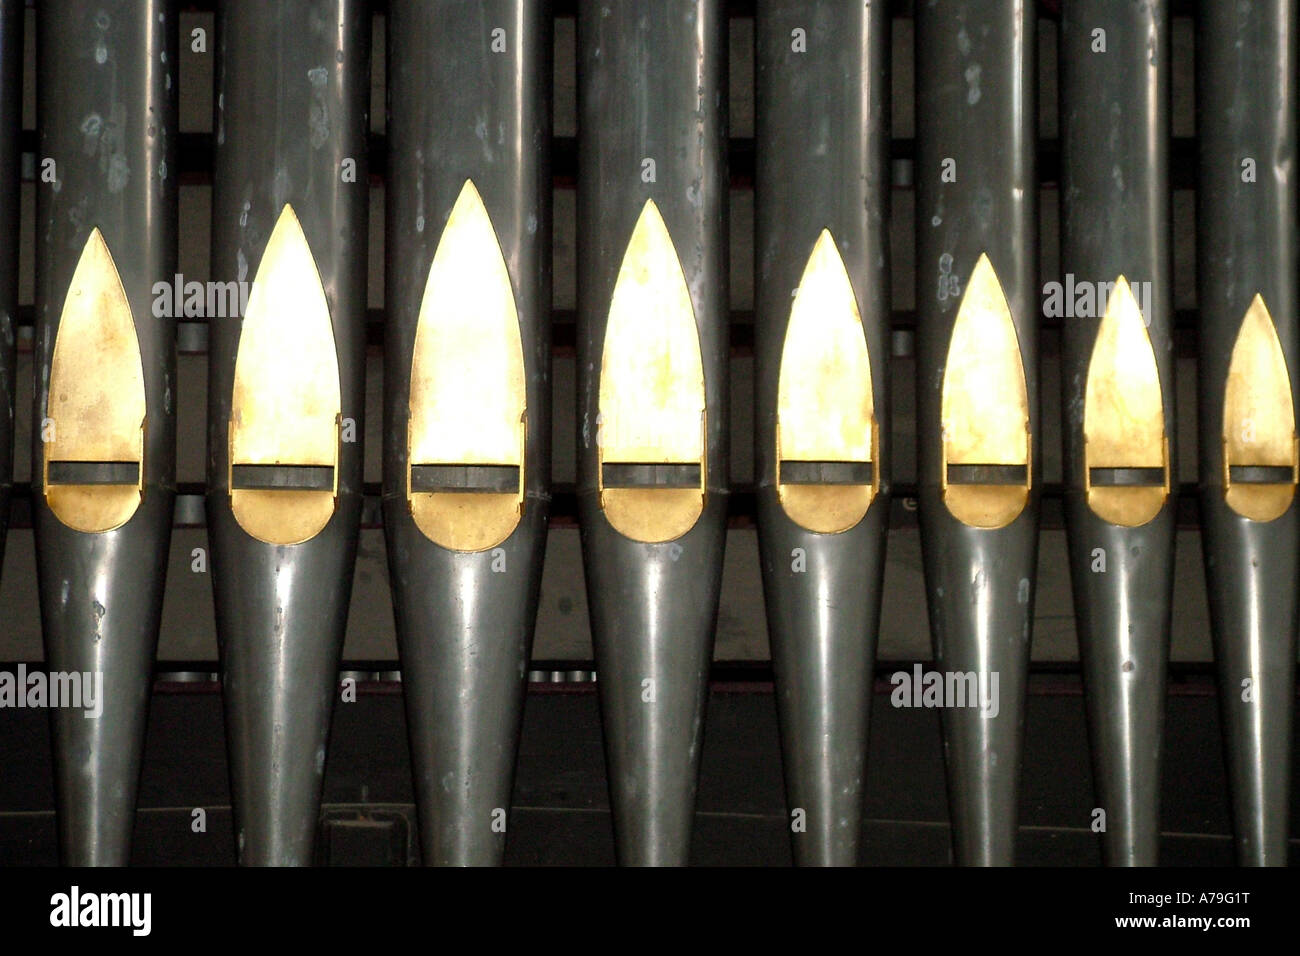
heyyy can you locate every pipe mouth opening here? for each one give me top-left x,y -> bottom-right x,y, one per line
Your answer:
231,464 -> 335,492
779,460 -> 874,486
47,460 -> 141,486
410,463 -> 521,494
945,463 -> 1026,486
1087,466 -> 1166,488
601,462 -> 702,489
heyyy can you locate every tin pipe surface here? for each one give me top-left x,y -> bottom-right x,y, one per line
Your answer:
0,0 -> 17,585
1060,0 -> 1174,867
755,0 -> 891,867
385,0 -> 551,866
576,0 -> 729,866
915,0 -> 1040,866
33,0 -> 177,866
209,0 -> 370,866
1196,0 -> 1298,867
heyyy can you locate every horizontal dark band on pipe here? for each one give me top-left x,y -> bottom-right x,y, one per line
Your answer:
1228,465 -> 1296,485
947,464 -> 1028,485
1089,467 -> 1166,488
15,134 -> 1202,191
780,460 -> 873,485
0,482 -> 1209,531
45,460 -> 139,486
142,2 -> 1201,22
231,464 -> 334,492
410,464 -> 520,494
601,463 -> 702,489
130,661 -> 1238,696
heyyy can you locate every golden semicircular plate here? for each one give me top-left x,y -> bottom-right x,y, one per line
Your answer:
939,252 -> 1031,529
44,228 -> 146,533
1083,275 -> 1168,527
407,178 -> 527,551
229,204 -> 341,546
776,228 -> 877,534
598,198 -> 707,543
1222,293 -> 1297,522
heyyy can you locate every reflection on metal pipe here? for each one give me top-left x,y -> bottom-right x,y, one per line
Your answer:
577,0 -> 728,865
1197,0 -> 1298,867
34,0 -> 177,865
755,0 -> 890,866
209,0 -> 370,865
385,0 -> 551,866
0,0 -> 19,580
915,0 -> 1040,866
1060,0 -> 1174,867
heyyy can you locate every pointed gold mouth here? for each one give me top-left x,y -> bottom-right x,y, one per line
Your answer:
1221,293 -> 1297,522
44,228 -> 146,534
1083,276 -> 1169,527
228,204 -> 341,546
406,179 -> 528,552
776,229 -> 878,534
597,199 -> 708,544
939,253 -> 1032,529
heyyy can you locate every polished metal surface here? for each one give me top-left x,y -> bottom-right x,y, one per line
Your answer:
385,0 -> 551,867
754,0 -> 890,867
1196,0 -> 1298,867
4,0 -> 1291,873
1060,0 -> 1174,867
33,0 -> 177,866
576,0 -> 728,866
0,0 -> 17,585
208,0 -> 370,866
915,0 -> 1040,867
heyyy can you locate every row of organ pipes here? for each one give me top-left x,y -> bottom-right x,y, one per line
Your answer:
0,0 -> 1292,865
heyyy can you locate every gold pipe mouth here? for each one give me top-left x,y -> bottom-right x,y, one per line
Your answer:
775,229 -> 878,534
597,199 -> 707,543
228,204 -> 342,546
44,228 -> 147,534
405,179 -> 528,552
1221,294 -> 1298,522
939,253 -> 1032,529
1082,276 -> 1168,527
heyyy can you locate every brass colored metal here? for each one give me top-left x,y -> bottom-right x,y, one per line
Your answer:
776,229 -> 877,534
939,252 -> 1031,529
1084,276 -> 1169,527
44,228 -> 146,534
407,179 -> 527,552
1222,294 -> 1298,522
597,198 -> 706,543
229,204 -> 341,546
